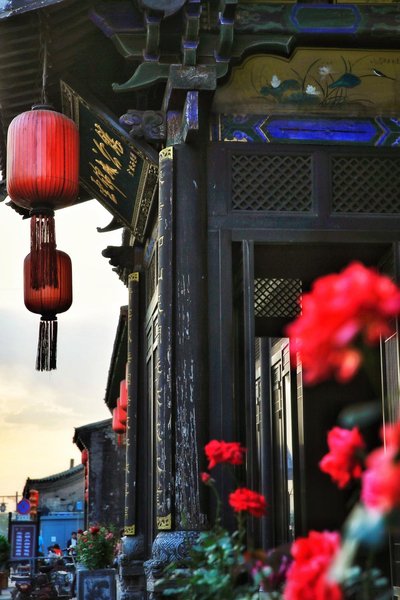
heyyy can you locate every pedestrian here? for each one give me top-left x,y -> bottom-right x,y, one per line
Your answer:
66,531 -> 78,555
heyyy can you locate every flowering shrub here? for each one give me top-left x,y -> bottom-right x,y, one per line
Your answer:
160,262 -> 400,599
76,525 -> 116,570
158,441 -> 273,599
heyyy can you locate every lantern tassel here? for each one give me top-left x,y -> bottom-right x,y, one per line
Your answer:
31,211 -> 58,290
36,316 -> 58,371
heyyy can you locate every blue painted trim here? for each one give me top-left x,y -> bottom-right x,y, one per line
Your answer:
265,118 -> 377,143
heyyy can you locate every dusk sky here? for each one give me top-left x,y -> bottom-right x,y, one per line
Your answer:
0,198 -> 128,500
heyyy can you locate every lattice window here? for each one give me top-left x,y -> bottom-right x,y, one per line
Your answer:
254,278 -> 302,318
332,156 -> 400,213
231,154 -> 313,212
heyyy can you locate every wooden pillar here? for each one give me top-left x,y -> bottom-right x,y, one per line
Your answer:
155,148 -> 174,532
120,272 -> 146,600
173,141 -> 208,530
144,100 -> 209,599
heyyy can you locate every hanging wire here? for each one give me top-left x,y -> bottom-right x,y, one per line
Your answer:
38,11 -> 49,106
41,39 -> 48,105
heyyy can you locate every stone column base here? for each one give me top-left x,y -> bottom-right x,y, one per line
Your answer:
144,531 -> 199,599
119,535 -> 146,600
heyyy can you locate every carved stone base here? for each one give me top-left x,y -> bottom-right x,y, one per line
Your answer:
143,531 -> 199,599
119,535 -> 146,600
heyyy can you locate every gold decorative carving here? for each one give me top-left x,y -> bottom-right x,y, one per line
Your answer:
124,525 -> 136,535
129,272 -> 140,283
160,146 -> 173,160
157,514 -> 172,530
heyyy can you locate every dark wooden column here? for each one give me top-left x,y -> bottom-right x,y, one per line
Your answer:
155,147 -> 174,531
120,272 -> 146,600
125,272 -> 140,535
144,96 -> 210,599
173,141 -> 208,530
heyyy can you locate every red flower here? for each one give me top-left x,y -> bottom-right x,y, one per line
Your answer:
89,526 -> 100,535
200,472 -> 211,484
204,440 -> 246,469
319,427 -> 365,489
228,487 -> 267,517
284,530 -> 343,600
286,262 -> 400,385
361,421 -> 400,513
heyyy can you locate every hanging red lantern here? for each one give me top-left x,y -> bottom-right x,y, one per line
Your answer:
112,406 -> 126,434
7,105 -> 79,290
117,397 -> 127,425
24,249 -> 72,371
81,449 -> 88,466
119,379 -> 128,411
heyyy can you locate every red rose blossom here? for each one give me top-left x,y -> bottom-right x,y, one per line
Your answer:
228,487 -> 267,517
200,472 -> 211,484
319,427 -> 365,489
284,530 -> 343,600
204,440 -> 246,469
286,262 -> 400,385
89,525 -> 100,535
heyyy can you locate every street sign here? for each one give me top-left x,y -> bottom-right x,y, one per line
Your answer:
16,498 -> 30,515
10,522 -> 37,560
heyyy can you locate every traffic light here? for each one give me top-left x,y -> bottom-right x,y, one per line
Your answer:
29,489 -> 39,520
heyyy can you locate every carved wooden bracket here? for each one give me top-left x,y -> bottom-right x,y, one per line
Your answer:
102,245 -> 144,271
120,109 -> 166,140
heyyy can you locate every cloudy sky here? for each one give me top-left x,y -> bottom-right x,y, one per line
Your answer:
0,198 -> 128,501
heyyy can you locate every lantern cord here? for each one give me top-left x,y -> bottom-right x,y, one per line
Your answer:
30,212 -> 58,290
41,41 -> 48,106
39,13 -> 49,105
36,317 -> 58,371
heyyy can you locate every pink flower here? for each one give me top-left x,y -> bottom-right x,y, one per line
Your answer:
319,427 -> 365,488
286,262 -> 400,385
204,440 -> 246,469
284,531 -> 343,600
361,421 -> 400,513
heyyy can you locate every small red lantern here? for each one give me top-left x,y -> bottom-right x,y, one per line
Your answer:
7,106 -> 79,290
24,249 -> 72,371
117,397 -> 127,425
81,449 -> 88,465
112,406 -> 126,434
119,379 -> 128,411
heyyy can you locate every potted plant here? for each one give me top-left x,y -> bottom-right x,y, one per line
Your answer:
0,534 -> 10,590
75,525 -> 117,600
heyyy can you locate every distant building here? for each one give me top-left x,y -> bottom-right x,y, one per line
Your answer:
23,464 -> 85,553
73,419 -> 126,530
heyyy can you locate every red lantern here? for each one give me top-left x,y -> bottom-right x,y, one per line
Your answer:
24,249 -> 72,371
112,406 -> 126,434
120,379 -> 128,410
81,449 -> 88,465
7,106 -> 79,290
28,489 -> 39,520
117,397 -> 127,425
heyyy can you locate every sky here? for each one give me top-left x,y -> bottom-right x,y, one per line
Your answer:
0,198 -> 128,502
